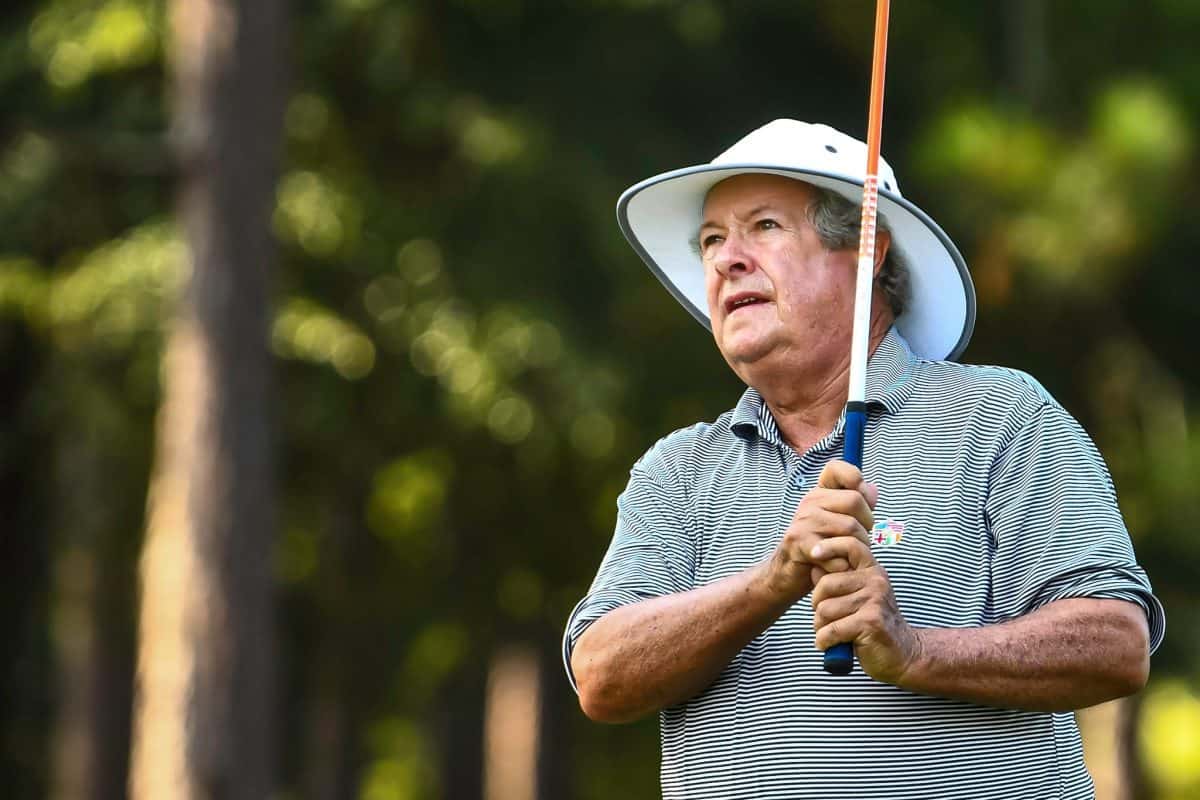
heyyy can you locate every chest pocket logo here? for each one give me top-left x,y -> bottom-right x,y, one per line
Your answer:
870,518 -> 906,547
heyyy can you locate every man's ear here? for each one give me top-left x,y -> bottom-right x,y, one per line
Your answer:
873,230 -> 891,276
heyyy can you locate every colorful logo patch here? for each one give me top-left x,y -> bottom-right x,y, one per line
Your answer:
870,518 -> 905,546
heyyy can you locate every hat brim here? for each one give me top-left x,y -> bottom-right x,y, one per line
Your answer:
616,164 -> 976,362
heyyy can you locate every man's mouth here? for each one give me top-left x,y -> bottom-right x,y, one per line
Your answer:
724,293 -> 770,315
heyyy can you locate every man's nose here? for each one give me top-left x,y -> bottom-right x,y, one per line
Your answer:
712,233 -> 756,278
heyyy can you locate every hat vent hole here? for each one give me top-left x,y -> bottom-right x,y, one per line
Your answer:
825,144 -> 838,153
884,181 -> 891,190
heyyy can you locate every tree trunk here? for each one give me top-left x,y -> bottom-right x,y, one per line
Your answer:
484,644 -> 542,800
537,638 -> 569,800
0,324 -> 53,798
1078,695 -> 1148,800
128,1 -> 286,798
49,387 -> 142,800
1115,693 -> 1148,800
51,537 -> 134,800
303,500 -> 372,800
437,665 -> 485,800
1007,0 -> 1048,108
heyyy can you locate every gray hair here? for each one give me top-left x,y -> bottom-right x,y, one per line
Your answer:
806,186 -> 911,318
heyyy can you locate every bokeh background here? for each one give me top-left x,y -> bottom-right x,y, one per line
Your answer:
2,0 -> 1199,798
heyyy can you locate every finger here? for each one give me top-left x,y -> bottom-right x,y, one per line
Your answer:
816,459 -> 862,491
810,565 -> 827,584
814,490 -> 874,534
781,510 -> 869,555
812,589 -> 869,630
812,507 -> 871,545
811,556 -> 850,575
816,616 -> 865,651
814,461 -> 879,522
825,491 -> 873,534
809,535 -> 877,571
810,568 -> 867,607
861,481 -> 879,511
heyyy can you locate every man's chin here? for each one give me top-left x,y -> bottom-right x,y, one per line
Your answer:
717,337 -> 777,374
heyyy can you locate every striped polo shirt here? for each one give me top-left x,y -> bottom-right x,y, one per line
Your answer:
563,327 -> 1165,800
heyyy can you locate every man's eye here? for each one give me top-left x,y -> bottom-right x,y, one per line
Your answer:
701,234 -> 724,249
757,218 -> 780,230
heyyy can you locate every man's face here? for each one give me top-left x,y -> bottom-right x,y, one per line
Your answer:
699,174 -> 858,377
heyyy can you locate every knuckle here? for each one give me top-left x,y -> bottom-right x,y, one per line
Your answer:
783,527 -> 813,552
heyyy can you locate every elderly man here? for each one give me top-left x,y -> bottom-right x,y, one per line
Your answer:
562,120 -> 1164,799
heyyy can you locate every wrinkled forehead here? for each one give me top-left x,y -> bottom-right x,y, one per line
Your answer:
700,173 -> 819,224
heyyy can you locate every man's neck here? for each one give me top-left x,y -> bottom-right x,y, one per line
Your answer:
757,317 -> 892,455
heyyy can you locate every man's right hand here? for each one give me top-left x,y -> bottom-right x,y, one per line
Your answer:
764,459 -> 878,602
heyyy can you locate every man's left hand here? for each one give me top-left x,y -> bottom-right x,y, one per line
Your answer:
808,536 -> 923,685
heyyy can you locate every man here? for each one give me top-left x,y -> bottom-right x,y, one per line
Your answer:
562,120 -> 1164,799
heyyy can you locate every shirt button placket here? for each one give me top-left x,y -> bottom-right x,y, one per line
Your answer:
790,464 -> 806,490
780,446 -> 806,534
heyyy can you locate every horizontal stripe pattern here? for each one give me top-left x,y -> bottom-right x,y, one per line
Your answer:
563,328 -> 1164,800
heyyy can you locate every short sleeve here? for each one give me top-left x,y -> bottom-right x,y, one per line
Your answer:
984,401 -> 1165,652
561,452 -> 698,693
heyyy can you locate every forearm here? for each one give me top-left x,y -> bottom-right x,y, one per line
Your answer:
571,561 -> 800,723
897,598 -> 1150,712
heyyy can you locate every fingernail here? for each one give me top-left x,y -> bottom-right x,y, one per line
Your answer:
811,546 -> 823,559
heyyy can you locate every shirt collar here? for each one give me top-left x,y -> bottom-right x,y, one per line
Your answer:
730,326 -> 921,443
867,326 -> 921,413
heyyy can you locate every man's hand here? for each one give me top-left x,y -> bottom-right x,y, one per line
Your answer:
765,460 -> 878,603
808,535 -> 923,685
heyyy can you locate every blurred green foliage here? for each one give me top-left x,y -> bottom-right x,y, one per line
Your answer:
1141,680 -> 1200,799
2,0 -> 1199,797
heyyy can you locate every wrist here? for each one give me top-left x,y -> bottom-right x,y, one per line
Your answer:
754,556 -> 812,607
895,627 -> 932,692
